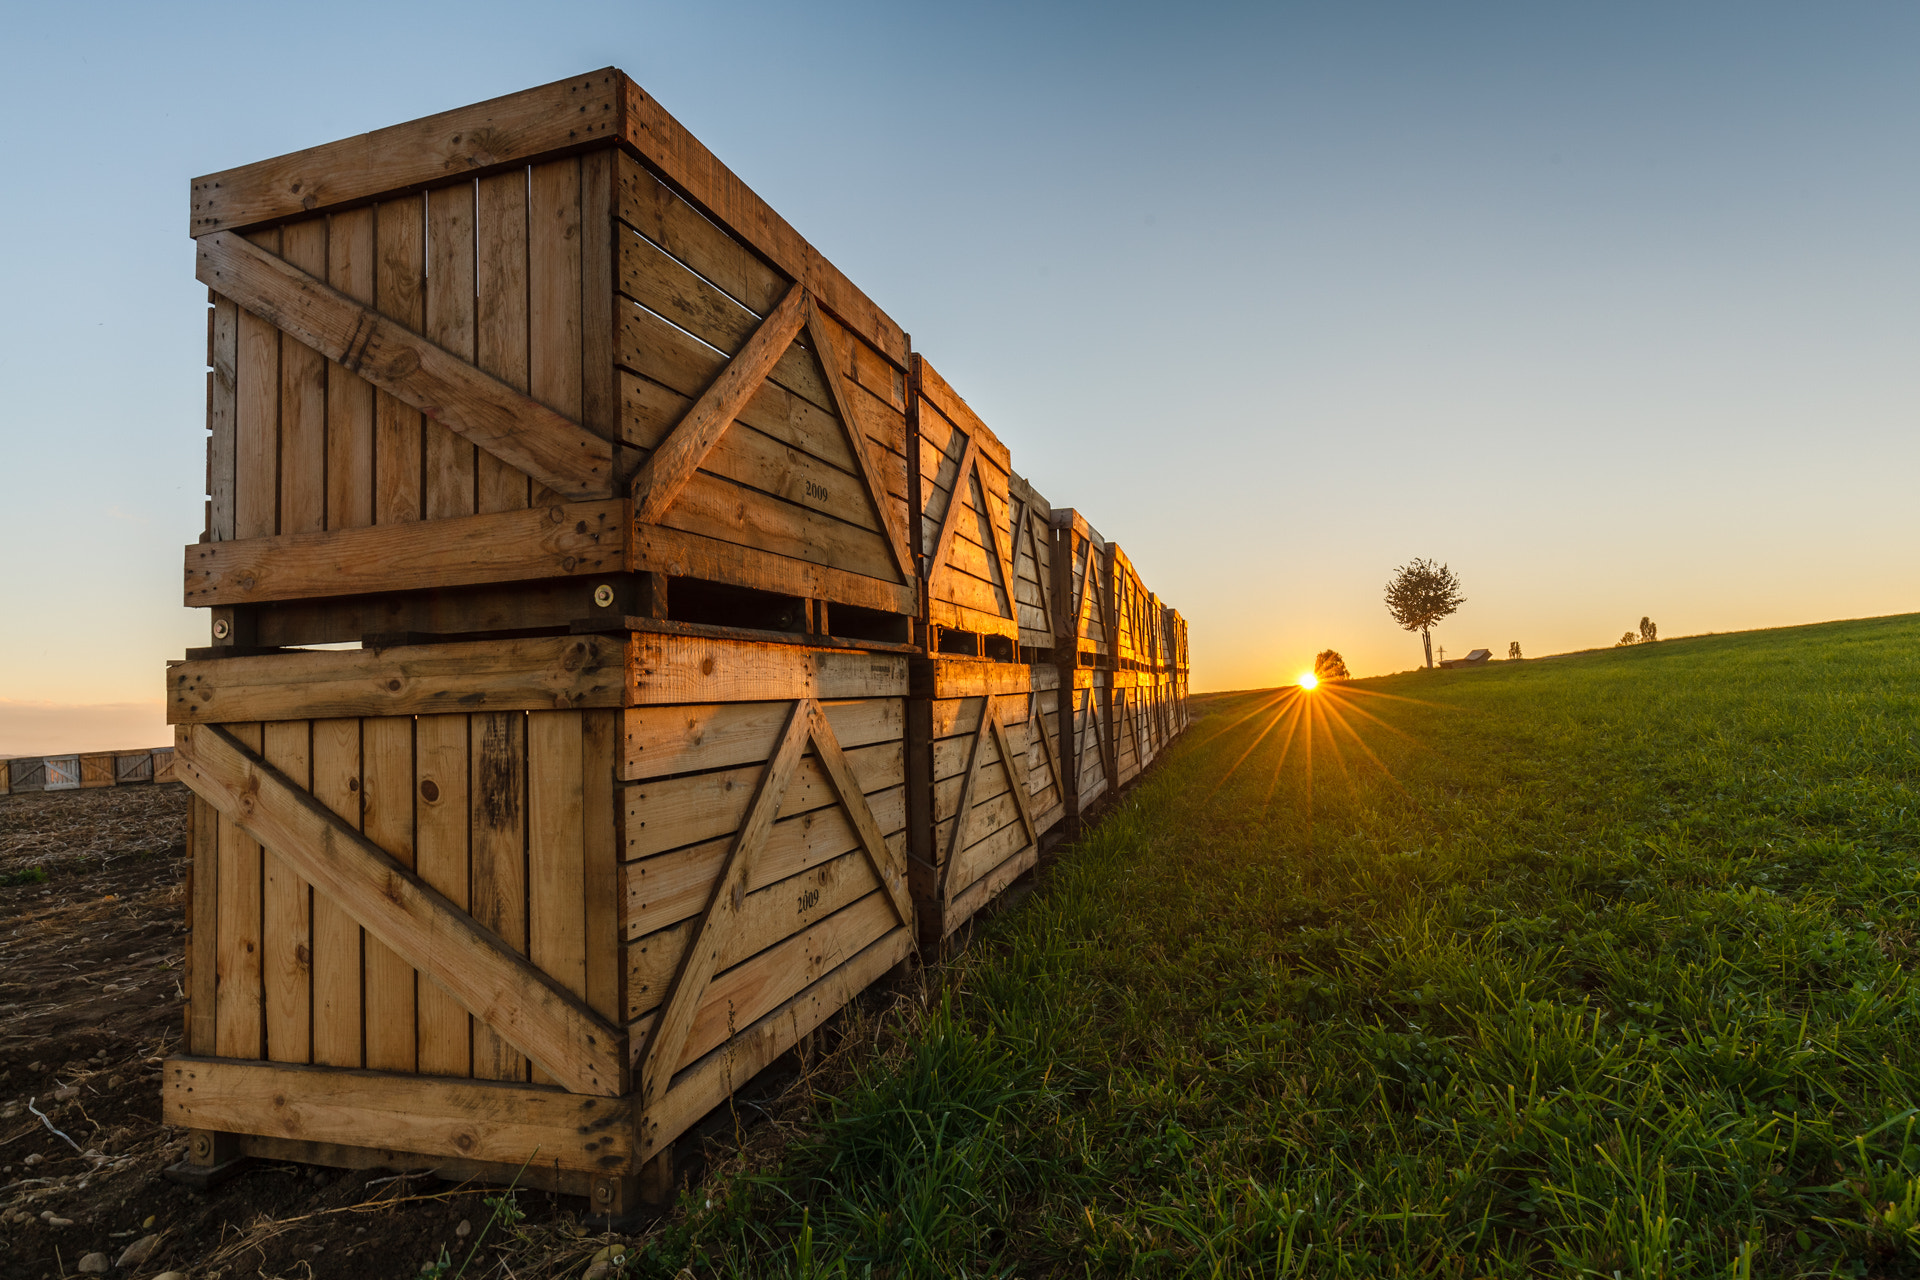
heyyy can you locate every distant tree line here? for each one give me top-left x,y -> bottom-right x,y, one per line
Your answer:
1617,617 -> 1658,647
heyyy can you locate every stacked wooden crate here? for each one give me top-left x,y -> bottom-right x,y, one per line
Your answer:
164,67 -> 1189,1210
905,362 -> 1065,946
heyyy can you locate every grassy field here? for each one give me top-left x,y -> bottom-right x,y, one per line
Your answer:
640,615 -> 1920,1278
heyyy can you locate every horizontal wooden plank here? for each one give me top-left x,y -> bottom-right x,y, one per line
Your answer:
170,635 -> 624,724
637,923 -> 910,1161
628,634 -> 906,705
174,724 -> 623,1096
625,844 -> 879,1019
198,232 -> 613,500
616,154 -> 785,316
658,467 -> 900,584
163,1057 -> 629,1173
624,740 -> 902,859
185,500 -> 624,606
912,356 -> 1010,470
190,71 -> 622,235
631,521 -> 919,615
911,659 -> 1031,701
928,693 -> 1031,744
624,790 -> 906,939
624,696 -> 901,781
943,842 -> 1038,940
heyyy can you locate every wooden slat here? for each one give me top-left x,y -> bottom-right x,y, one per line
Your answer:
623,740 -> 900,859
235,230 -> 280,541
310,717 -> 363,1068
183,498 -> 625,607
176,721 -> 622,1095
278,220 -> 329,535
476,170 -> 533,513
631,520 -> 919,615
471,711 -> 527,1082
581,151 -> 618,444
326,209 -> 376,530
196,230 -> 613,502
163,1057 -> 629,1173
190,71 -> 622,235
530,157 -> 585,509
425,181 -> 478,520
631,283 -> 806,524
169,634 -> 625,724
361,716 -> 418,1073
615,154 -> 785,317
207,295 -> 239,542
186,795 -> 219,1052
414,714 -> 472,1078
628,634 -> 906,705
261,720 -> 312,1065
528,710 -> 587,1087
214,724 -> 263,1059
375,196 -> 426,523
582,709 -> 622,1028
637,700 -> 811,1108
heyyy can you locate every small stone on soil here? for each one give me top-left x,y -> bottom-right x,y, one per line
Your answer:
76,1252 -> 109,1274
117,1233 -> 162,1267
455,1218 -> 471,1238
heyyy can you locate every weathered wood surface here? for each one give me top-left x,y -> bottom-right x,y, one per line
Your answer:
164,1058 -> 630,1172
174,722 -> 622,1096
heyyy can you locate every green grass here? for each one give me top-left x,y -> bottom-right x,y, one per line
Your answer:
641,615 -> 1920,1278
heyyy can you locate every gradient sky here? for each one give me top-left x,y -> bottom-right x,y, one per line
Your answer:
2,2 -> 1916,752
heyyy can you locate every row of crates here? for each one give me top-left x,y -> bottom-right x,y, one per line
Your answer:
0,748 -> 176,795
164,68 -> 1190,1212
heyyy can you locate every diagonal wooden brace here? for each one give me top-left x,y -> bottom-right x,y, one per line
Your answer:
807,702 -> 914,927
197,231 -> 613,502
173,723 -> 623,1096
988,714 -> 1039,848
803,300 -> 916,584
631,283 -> 809,525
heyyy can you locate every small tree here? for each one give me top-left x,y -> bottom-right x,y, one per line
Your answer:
1383,559 -> 1466,669
1508,641 -> 1522,660
1616,631 -> 1637,647
1314,649 -> 1350,682
1639,616 -> 1657,643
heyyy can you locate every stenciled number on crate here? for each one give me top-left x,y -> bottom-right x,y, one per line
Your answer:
636,698 -> 911,1112
938,698 -> 1039,909
630,288 -> 914,583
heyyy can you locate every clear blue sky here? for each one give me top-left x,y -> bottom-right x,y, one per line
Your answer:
2,2 -> 1916,750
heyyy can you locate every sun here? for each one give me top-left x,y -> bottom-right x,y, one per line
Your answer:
1298,671 -> 1318,690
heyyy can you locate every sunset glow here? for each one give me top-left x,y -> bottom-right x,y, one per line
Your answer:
1298,672 -> 1318,690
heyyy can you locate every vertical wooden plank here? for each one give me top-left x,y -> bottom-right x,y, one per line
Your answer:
527,709 -> 585,1086
375,196 -> 425,524
326,208 -> 376,530
581,709 -> 621,1028
579,150 -> 617,444
470,711 -> 527,1080
425,182 -> 478,520
415,714 -> 472,1078
310,718 -> 364,1068
475,170 -> 530,513
361,716 -> 419,1073
213,722 -> 264,1059
235,230 -> 281,540
260,720 -> 312,1065
529,158 -> 583,508
186,794 -> 219,1053
278,219 -> 329,535
208,297 -> 238,542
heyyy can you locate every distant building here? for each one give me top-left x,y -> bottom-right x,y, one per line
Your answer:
1439,648 -> 1492,669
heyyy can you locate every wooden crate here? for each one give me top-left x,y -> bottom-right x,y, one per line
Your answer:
115,751 -> 156,784
44,756 -> 80,791
163,629 -> 913,1206
80,753 -> 118,788
153,748 -> 178,784
1059,667 -> 1114,825
6,758 -> 43,793
912,359 -> 1019,656
905,658 -> 1054,944
1106,546 -> 1154,672
0,761 -> 10,796
1049,509 -> 1111,670
185,68 -> 917,657
1007,472 -> 1056,657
